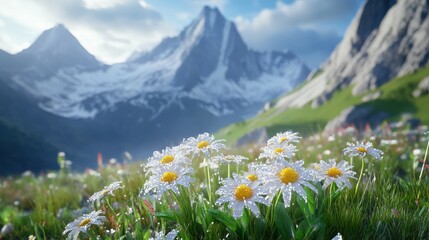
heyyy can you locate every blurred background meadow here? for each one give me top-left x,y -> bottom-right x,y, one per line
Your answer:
0,0 -> 429,239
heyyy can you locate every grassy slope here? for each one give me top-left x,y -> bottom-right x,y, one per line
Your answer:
217,66 -> 429,143
0,119 -> 59,175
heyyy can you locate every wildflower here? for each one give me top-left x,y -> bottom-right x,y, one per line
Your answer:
47,172 -> 57,179
146,146 -> 190,171
150,229 -> 179,240
343,141 -> 383,159
183,133 -> 226,156
315,159 -> 356,189
199,158 -> 220,169
144,164 -> 194,199
206,154 -> 248,169
263,160 -> 316,208
242,163 -> 271,184
332,233 -> 343,240
88,181 -> 123,203
259,143 -> 297,161
216,173 -> 269,218
1,223 -> 13,236
413,149 -> 422,156
63,210 -> 107,240
267,131 -> 301,145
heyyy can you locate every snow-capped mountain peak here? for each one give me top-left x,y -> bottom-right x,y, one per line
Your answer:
24,24 -> 72,54
200,6 -> 226,30
17,24 -> 102,71
3,6 -> 309,120
0,6 -> 310,164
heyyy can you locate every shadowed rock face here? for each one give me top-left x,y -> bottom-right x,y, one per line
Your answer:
323,106 -> 390,134
275,0 -> 429,110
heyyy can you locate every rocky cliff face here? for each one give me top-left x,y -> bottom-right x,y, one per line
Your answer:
275,0 -> 429,110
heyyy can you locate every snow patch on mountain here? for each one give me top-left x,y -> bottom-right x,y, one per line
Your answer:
4,6 -> 310,120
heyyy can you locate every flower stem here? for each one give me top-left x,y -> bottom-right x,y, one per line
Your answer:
418,138 -> 429,186
206,165 -> 212,204
355,157 -> 365,195
227,164 -> 230,178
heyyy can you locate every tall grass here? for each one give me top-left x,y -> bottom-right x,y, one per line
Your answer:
0,125 -> 428,239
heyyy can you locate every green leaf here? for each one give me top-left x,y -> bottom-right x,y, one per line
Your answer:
296,196 -> 312,224
241,209 -> 249,232
274,203 -> 295,239
208,209 -> 237,231
156,211 -> 175,221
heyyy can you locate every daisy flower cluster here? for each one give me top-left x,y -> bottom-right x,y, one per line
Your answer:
63,130 -> 386,239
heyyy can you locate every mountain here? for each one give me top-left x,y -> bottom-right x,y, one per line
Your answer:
1,24 -> 103,80
7,7 -> 308,119
0,6 -> 309,171
275,0 -> 429,110
216,0 -> 429,143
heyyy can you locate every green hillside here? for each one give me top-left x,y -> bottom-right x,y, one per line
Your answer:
217,65 -> 429,143
0,119 -> 59,175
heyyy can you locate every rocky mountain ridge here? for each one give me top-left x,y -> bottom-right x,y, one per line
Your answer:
275,0 -> 429,111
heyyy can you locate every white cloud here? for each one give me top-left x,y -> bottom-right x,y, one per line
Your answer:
139,0 -> 151,8
0,0 -> 176,64
177,12 -> 191,21
190,0 -> 228,10
235,0 -> 361,68
83,0 -> 129,10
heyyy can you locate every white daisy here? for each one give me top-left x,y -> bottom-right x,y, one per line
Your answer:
150,229 -> 179,240
183,133 -> 227,156
242,163 -> 272,184
332,233 -> 343,240
144,164 -> 194,199
343,141 -> 383,159
263,160 -> 317,208
145,146 -> 190,171
216,173 -> 269,218
315,159 -> 356,190
259,143 -> 297,160
88,181 -> 123,203
213,154 -> 248,165
199,158 -> 220,169
63,210 -> 107,240
200,154 -> 248,170
267,131 -> 301,145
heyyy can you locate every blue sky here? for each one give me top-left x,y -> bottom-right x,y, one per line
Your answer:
0,0 -> 363,68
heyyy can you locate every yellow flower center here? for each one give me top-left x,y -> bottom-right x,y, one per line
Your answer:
278,167 -> 299,184
160,155 -> 175,164
102,190 -> 109,196
161,171 -> 178,183
326,167 -> 342,178
197,141 -> 209,149
279,137 -> 288,143
234,184 -> 253,201
357,147 -> 367,153
78,218 -> 91,227
274,148 -> 284,154
247,174 -> 258,182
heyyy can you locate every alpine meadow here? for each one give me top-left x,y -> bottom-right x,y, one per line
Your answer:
1,0 -> 429,239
